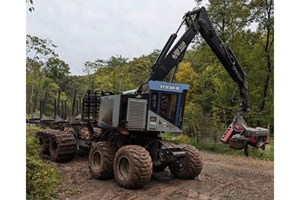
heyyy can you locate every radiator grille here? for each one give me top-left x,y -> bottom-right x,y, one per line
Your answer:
127,98 -> 147,130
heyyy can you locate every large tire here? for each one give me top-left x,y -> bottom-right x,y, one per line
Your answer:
36,130 -> 76,162
38,136 -> 49,155
113,145 -> 152,189
49,137 -> 58,160
89,142 -> 117,179
169,144 -> 203,179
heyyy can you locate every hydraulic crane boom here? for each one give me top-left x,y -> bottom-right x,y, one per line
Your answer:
137,6 -> 269,156
139,6 -> 249,112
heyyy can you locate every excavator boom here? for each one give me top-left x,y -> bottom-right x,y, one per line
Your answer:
138,6 -> 268,156
139,7 -> 249,111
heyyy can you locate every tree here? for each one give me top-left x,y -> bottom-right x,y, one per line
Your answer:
124,56 -> 152,88
83,59 -> 105,90
26,0 -> 34,12
196,0 -> 259,41
43,57 -> 71,92
26,58 -> 43,115
106,56 -> 128,69
188,0 -> 274,132
85,53 -> 156,93
26,35 -> 57,61
26,35 -> 58,116
26,35 -> 57,113
100,56 -> 129,92
255,0 -> 274,126
175,61 -> 198,101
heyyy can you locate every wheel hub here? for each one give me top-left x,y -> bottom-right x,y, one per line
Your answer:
93,151 -> 101,169
118,156 -> 130,180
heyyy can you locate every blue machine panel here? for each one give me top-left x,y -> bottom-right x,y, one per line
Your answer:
148,81 -> 189,93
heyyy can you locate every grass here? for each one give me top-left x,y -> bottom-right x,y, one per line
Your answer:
26,124 -> 43,134
161,132 -> 274,161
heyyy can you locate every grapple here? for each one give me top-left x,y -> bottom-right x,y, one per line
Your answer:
220,111 -> 269,156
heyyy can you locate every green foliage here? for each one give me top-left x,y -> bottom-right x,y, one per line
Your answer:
26,125 -> 43,133
85,51 -> 158,93
161,132 -> 192,144
26,35 -> 59,117
26,128 -> 60,199
43,57 -> 71,91
124,55 -> 153,87
83,59 -> 106,90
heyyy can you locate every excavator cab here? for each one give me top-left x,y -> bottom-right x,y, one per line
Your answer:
146,81 -> 189,133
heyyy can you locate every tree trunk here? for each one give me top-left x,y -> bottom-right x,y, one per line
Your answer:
257,0 -> 273,126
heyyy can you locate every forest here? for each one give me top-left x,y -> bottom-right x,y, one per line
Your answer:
26,0 -> 274,140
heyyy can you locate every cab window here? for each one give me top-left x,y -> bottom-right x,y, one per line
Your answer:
160,93 -> 177,123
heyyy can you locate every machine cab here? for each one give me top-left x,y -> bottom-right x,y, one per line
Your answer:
97,81 -> 189,133
146,81 -> 189,133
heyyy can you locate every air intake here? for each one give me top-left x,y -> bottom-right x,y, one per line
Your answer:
126,98 -> 147,130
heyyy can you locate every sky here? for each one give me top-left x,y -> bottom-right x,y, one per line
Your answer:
26,0 -> 209,75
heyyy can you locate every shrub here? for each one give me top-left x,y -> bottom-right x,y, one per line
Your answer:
26,127 -> 60,200
161,132 -> 192,144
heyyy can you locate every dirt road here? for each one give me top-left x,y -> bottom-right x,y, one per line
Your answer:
54,150 -> 273,200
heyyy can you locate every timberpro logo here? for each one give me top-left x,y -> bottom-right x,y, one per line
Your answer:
172,41 -> 187,59
160,85 -> 180,91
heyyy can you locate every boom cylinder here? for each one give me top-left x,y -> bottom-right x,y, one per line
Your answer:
155,33 -> 177,63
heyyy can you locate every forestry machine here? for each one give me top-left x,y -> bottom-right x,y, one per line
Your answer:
34,6 -> 269,189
